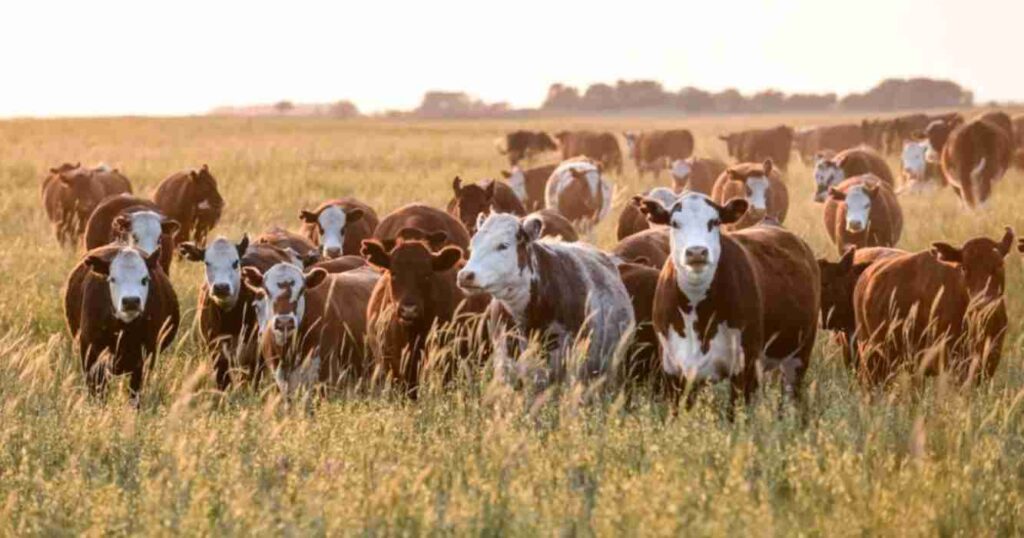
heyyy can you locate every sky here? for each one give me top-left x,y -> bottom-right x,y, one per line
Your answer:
0,0 -> 1020,117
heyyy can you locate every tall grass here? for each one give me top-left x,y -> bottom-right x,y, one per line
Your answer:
0,114 -> 1023,534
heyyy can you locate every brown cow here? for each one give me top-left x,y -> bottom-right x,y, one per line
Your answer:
152,165 -> 224,247
310,255 -> 369,274
718,125 -> 794,170
446,177 -> 525,234
623,130 -> 695,178
928,112 -> 1013,207
242,262 -> 379,397
554,130 -> 624,174
83,195 -> 178,275
374,203 -> 470,250
522,209 -> 578,242
617,261 -> 661,386
636,194 -> 819,413
298,197 -> 379,259
670,157 -> 727,196
254,227 -> 320,266
711,160 -> 788,230
812,146 -> 895,202
823,175 -> 903,254
63,244 -> 179,406
501,163 -> 556,212
880,112 -> 962,155
545,158 -> 613,227
793,124 -> 865,164
613,226 -> 670,269
616,187 -> 677,240
854,228 -> 1014,387
42,163 -> 132,246
496,130 -> 558,166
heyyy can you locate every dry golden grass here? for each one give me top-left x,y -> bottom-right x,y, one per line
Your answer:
0,113 -> 1023,535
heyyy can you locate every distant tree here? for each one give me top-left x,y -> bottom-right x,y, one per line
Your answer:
543,83 -> 581,110
676,87 -> 714,112
328,100 -> 360,118
615,79 -> 669,109
712,89 -> 747,114
273,100 -> 295,115
750,90 -> 786,113
582,83 -> 617,110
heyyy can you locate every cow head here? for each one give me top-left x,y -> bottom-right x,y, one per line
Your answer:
85,246 -> 161,324
58,168 -> 106,222
931,227 -> 1014,300
670,158 -> 693,189
813,156 -> 844,203
299,204 -> 365,259
817,248 -> 872,332
458,212 -> 538,303
451,177 -> 498,234
564,167 -> 598,216
500,166 -> 528,202
726,159 -> 773,216
243,262 -> 328,347
901,139 -> 929,183
112,211 -> 179,256
924,120 -> 954,160
180,235 -> 249,309
828,179 -> 879,234
189,164 -> 223,211
717,133 -> 739,157
635,193 -> 748,296
362,231 -> 463,326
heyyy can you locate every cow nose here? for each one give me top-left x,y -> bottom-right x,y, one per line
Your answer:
457,270 -> 475,287
847,220 -> 864,232
684,247 -> 709,265
121,296 -> 141,312
399,303 -> 419,320
212,283 -> 231,298
324,246 -> 342,259
274,317 -> 296,333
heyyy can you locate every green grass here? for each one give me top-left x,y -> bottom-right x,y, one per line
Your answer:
1,114 -> 1023,535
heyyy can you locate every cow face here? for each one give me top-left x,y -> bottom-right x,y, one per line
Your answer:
458,213 -> 537,301
535,132 -> 558,152
362,236 -> 462,326
86,247 -> 159,323
901,140 -> 929,181
727,169 -> 771,214
670,159 -> 692,186
931,227 -> 1014,299
180,235 -> 249,308
243,263 -> 327,347
501,166 -> 528,202
112,211 -> 179,256
813,160 -> 844,202
829,182 -> 877,234
452,177 -> 496,234
299,204 -> 364,259
636,193 -> 748,294
190,164 -> 223,208
817,249 -> 871,331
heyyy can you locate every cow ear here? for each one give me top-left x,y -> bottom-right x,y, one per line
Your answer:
997,226 -> 1015,257
762,159 -> 774,176
828,187 -> 846,201
719,198 -> 749,225
241,266 -> 264,292
161,219 -> 180,236
930,242 -> 963,264
299,209 -> 319,224
633,195 -> 672,226
520,217 -> 543,243
346,208 -> 364,224
500,170 -> 511,179
237,234 -> 250,257
178,242 -> 205,262
112,214 -> 132,234
360,240 -> 391,270
304,267 -> 328,289
837,247 -> 856,273
85,255 -> 111,277
432,246 -> 463,272
727,169 -> 744,182
189,170 -> 200,181
476,211 -> 488,232
145,248 -> 162,270
484,180 -> 496,201
452,176 -> 463,196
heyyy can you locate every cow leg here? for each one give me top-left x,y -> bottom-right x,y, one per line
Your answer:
214,343 -> 232,391
82,345 -> 108,400
128,363 -> 144,409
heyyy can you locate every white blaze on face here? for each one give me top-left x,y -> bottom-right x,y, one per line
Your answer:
843,185 -> 872,233
670,159 -> 692,182
128,211 -> 164,255
107,249 -> 151,323
745,176 -> 770,211
506,166 -> 528,202
813,163 -> 843,201
317,205 -> 347,257
261,263 -> 307,346
902,141 -> 928,179
460,213 -> 531,307
204,238 -> 242,306
668,194 -> 723,302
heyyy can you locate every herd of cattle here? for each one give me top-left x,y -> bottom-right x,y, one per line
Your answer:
43,109 -> 1024,411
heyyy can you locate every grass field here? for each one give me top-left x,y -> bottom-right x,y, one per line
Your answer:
1,113 -> 1023,535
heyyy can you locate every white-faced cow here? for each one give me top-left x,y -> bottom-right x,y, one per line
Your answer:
298,198 -> 379,259
84,195 -> 179,275
823,175 -> 903,254
710,160 -> 788,230
812,146 -> 895,202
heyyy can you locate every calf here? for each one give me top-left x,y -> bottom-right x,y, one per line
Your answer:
623,130 -> 695,178
374,203 -> 471,250
718,125 -> 794,171
636,193 -> 819,412
554,130 -> 624,174
501,163 -> 557,212
243,262 -> 379,397
711,160 -> 788,230
823,176 -> 903,254
613,225 -> 670,269
362,231 -> 469,397
63,245 -> 179,406
812,146 -> 895,202
545,158 -> 613,227
616,187 -> 676,240
457,213 -> 634,389
84,195 -> 178,275
152,164 -> 225,247
933,113 -> 1014,207
42,163 -> 132,245
299,197 -> 379,258
496,130 -> 558,165
670,157 -> 727,196
180,236 -> 295,390
447,177 -> 526,234
854,228 -> 1013,387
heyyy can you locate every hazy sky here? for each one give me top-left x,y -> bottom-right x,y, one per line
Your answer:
1,0 -> 1019,117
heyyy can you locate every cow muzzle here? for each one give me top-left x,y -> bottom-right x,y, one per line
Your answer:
846,220 -> 865,233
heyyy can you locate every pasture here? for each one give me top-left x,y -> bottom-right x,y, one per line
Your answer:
1,113 -> 1023,535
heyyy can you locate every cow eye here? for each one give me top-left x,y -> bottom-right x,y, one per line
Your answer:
708,219 -> 721,231
141,277 -> 149,287
232,260 -> 239,269
496,243 -> 509,252
109,277 -> 117,284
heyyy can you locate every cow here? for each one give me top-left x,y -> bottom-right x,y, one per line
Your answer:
823,175 -> 903,254
616,187 -> 677,240
554,130 -> 624,174
152,164 -> 225,247
617,261 -> 662,387
361,229 -> 472,398
254,227 -> 321,266
854,228 -> 1014,387
495,130 -> 558,166
446,177 -> 526,234
83,195 -> 178,275
63,244 -> 179,407
710,160 -> 788,230
242,262 -> 379,397
793,124 -> 865,164
718,125 -> 794,171
812,146 -> 895,202
545,158 -> 613,228
310,255 -> 369,274
298,198 -> 379,259
456,212 -> 634,390
623,130 -> 695,178
635,193 -> 819,414
501,163 -> 557,212
374,203 -> 471,250
179,236 -> 297,390
927,112 -> 1013,207
818,246 -> 905,367
42,163 -> 132,246
669,157 -> 727,196
879,112 -> 962,155
900,138 -> 945,194
613,226 -> 670,269
522,209 -> 578,242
